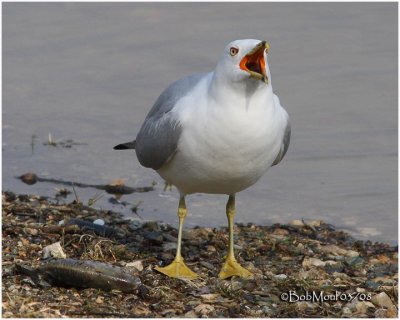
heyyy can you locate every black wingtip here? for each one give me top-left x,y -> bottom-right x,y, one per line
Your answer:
114,141 -> 136,150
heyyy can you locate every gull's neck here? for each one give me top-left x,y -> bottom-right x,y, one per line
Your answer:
208,71 -> 274,110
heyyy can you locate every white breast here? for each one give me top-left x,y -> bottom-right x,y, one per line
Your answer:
158,78 -> 288,195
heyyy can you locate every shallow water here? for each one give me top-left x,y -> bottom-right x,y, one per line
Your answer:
3,3 -> 397,244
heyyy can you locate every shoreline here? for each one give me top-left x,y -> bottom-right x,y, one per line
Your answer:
2,191 -> 398,318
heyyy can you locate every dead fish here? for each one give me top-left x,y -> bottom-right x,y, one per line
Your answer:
16,259 -> 141,292
65,218 -> 118,238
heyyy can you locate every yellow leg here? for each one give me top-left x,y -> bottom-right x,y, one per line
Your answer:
219,194 -> 253,279
155,196 -> 198,279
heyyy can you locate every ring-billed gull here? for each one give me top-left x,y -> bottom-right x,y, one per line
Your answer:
115,39 -> 290,279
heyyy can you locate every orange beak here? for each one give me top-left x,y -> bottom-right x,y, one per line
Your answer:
239,41 -> 270,84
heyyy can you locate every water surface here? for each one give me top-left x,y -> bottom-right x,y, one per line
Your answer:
3,3 -> 397,244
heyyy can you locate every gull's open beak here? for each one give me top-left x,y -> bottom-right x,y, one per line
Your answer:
239,41 -> 270,84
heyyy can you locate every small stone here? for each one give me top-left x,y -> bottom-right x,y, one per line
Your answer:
376,254 -> 391,264
308,220 -> 322,227
144,231 -> 163,244
159,252 -> 174,262
160,309 -> 176,316
200,293 -> 220,301
142,221 -> 159,231
345,256 -> 364,268
194,304 -> 214,316
371,292 -> 394,308
342,307 -> 352,315
126,260 -> 143,271
137,284 -> 150,299
42,242 -> 66,259
365,280 -> 379,289
200,261 -> 214,270
93,219 -> 105,226
320,244 -> 347,256
297,243 -> 305,251
182,230 -> 193,240
184,310 -> 197,318
128,220 -> 143,231
302,257 -> 326,268
162,233 -> 178,242
324,261 -> 344,274
274,274 -> 287,280
374,308 -> 388,318
290,219 -> 304,227
162,242 -> 177,251
29,199 -> 40,207
19,172 -> 38,185
296,301 -> 308,312
346,250 -> 360,258
356,301 -> 374,314
95,296 -> 104,304
25,228 -> 38,236
272,228 -> 289,236
207,245 -> 216,253
386,305 -> 398,318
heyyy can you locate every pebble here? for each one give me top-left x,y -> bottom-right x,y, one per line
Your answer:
207,245 -> 216,253
93,219 -> 105,226
374,308 -> 388,318
159,252 -> 174,262
290,219 -> 304,227
42,242 -> 67,259
184,310 -> 197,318
272,228 -> 289,236
162,242 -> 177,251
25,228 -> 38,236
143,231 -> 163,244
302,257 -> 326,268
345,256 -> 364,268
308,220 -> 323,227
126,260 -> 144,271
142,221 -> 159,231
296,301 -> 308,312
342,307 -> 352,316
200,261 -> 214,270
371,292 -> 394,308
200,293 -> 219,301
296,243 -> 305,251
128,220 -> 143,231
194,304 -> 215,315
355,301 -> 375,314
95,296 -> 104,304
386,305 -> 398,318
320,244 -> 359,257
325,261 -> 344,274
373,276 -> 396,284
162,233 -> 178,242
274,274 -> 287,280
365,280 -> 379,289
19,172 -> 38,185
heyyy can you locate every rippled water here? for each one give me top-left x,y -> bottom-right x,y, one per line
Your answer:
3,3 -> 397,244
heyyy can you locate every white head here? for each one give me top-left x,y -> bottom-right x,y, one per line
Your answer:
214,39 -> 271,86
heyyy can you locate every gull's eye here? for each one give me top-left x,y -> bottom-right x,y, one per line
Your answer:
230,47 -> 239,56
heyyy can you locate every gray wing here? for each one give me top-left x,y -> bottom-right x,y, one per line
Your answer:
272,120 -> 291,166
135,73 -> 205,170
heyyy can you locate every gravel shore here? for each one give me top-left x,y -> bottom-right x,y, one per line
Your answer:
2,192 -> 398,318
